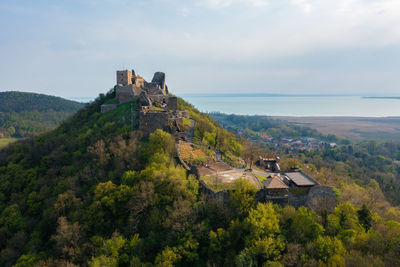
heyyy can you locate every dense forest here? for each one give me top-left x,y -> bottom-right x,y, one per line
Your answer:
0,90 -> 400,266
0,91 -> 85,138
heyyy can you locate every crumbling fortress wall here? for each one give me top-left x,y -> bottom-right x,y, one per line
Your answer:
197,178 -> 336,211
101,68 -> 189,137
139,109 -> 169,136
190,164 -> 335,211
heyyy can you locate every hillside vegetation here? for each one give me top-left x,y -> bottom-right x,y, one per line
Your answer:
211,113 -> 400,206
0,90 -> 399,266
0,91 -> 85,138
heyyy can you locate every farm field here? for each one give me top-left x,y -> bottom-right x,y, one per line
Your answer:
275,116 -> 400,142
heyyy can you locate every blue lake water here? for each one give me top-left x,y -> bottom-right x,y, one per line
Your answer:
179,95 -> 400,117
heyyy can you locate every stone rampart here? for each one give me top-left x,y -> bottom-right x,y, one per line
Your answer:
168,96 -> 178,111
148,95 -> 168,106
116,84 -> 142,103
139,111 -> 169,136
199,180 -> 230,203
196,171 -> 336,212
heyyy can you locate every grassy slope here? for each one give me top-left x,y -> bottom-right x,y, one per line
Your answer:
0,137 -> 18,148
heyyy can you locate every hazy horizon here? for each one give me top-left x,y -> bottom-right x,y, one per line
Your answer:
1,0 -> 400,99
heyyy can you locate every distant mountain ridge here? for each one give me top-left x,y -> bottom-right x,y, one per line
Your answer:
0,91 -> 85,138
0,91 -> 84,112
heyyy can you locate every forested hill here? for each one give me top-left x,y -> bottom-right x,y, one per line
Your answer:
0,91 -> 85,137
0,89 -> 400,266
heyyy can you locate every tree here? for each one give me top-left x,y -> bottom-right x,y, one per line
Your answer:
243,141 -> 261,169
357,204 -> 373,232
147,129 -> 175,159
283,207 -> 323,244
51,217 -> 81,262
245,202 -> 281,240
88,233 -> 126,267
280,158 -> 301,171
306,236 -> 345,264
229,178 -> 258,217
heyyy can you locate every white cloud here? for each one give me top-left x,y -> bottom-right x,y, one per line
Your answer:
198,0 -> 233,9
179,7 -> 190,16
248,0 -> 268,7
2,0 -> 400,95
197,0 -> 268,9
291,0 -> 313,13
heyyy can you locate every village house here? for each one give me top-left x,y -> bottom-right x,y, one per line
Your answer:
263,174 -> 289,198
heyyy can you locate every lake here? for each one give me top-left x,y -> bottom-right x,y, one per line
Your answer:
179,95 -> 400,117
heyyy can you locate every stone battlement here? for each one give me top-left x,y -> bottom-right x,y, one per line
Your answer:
101,68 -> 189,137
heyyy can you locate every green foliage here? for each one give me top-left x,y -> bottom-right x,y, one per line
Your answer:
201,175 -> 233,192
306,236 -> 345,264
244,203 -> 281,240
358,204 -> 373,232
180,102 -> 243,165
229,178 -> 258,217
0,137 -> 18,148
0,91 -> 84,138
148,129 -> 175,158
210,112 -> 329,141
88,233 -> 126,267
0,90 -> 400,266
281,206 -> 324,244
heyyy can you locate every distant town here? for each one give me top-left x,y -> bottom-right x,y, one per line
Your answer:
259,135 -> 337,151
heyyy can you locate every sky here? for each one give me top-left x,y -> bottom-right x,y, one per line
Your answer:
1,0 -> 400,99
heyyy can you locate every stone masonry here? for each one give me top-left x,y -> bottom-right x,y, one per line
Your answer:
101,68 -> 189,137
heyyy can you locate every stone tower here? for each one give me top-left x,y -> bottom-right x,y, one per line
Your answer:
116,70 -> 133,86
151,72 -> 166,91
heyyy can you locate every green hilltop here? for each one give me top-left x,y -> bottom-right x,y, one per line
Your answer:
0,91 -> 85,139
0,84 -> 399,266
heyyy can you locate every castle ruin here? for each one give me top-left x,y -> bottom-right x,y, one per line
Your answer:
101,69 -> 189,136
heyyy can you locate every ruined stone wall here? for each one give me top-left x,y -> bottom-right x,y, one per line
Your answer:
139,111 -> 169,136
131,102 -> 141,129
168,96 -> 178,111
198,178 -> 335,212
116,85 -> 142,103
116,70 -> 133,86
287,193 -> 309,208
148,95 -> 168,106
151,72 -> 166,91
135,77 -> 145,88
199,180 -> 230,203
178,110 -> 190,118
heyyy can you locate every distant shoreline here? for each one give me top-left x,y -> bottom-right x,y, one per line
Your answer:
270,116 -> 400,141
181,94 -> 400,99
363,97 -> 400,100
181,93 -> 359,98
